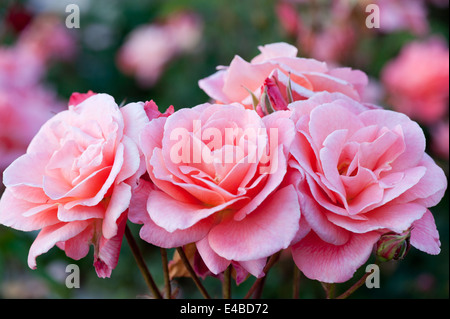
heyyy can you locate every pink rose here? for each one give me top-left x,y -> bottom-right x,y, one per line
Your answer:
288,92 -> 447,283
199,42 -> 368,115
0,93 -> 150,277
129,103 -> 300,281
381,38 -> 449,124
116,11 -> 203,88
431,121 -> 449,160
0,87 -> 63,172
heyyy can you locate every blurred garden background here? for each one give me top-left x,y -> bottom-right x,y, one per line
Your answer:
0,0 -> 448,298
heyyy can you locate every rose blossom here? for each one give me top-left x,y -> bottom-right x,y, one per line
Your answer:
198,42 -> 368,115
288,92 -> 447,283
381,38 -> 449,124
129,102 -> 300,281
0,93 -> 151,277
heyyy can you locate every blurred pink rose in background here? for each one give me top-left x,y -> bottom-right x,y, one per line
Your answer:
117,11 -> 203,87
0,13 -> 77,176
129,102 -> 299,282
381,38 -> 449,124
431,121 -> 449,160
17,14 -> 77,62
0,87 -> 62,171
0,93 -> 150,277
377,0 -> 429,36
199,42 -> 368,115
288,92 -> 447,283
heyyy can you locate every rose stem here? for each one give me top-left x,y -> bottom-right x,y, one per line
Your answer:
176,247 -> 211,299
292,266 -> 300,299
335,272 -> 370,299
335,261 -> 380,299
222,265 -> 232,299
320,282 -> 336,299
243,251 -> 281,299
160,248 -> 171,299
125,225 -> 163,299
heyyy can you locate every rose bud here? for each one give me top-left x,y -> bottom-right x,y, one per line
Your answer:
376,230 -> 411,262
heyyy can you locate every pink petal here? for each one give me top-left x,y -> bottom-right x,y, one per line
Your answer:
0,188 -> 59,231
208,185 -> 300,261
94,214 -> 127,278
28,220 -> 91,269
292,231 -> 380,283
358,109 -> 426,172
410,210 -> 441,255
196,237 -> 231,275
222,55 -> 274,102
120,102 -> 150,146
392,154 -> 447,208
198,70 -> 232,104
147,188 -> 244,232
251,42 -> 298,63
128,180 -> 214,248
327,203 -> 427,234
102,182 -> 132,239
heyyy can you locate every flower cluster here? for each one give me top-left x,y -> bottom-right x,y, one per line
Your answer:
0,43 -> 446,287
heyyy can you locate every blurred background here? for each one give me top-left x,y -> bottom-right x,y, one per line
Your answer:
0,0 -> 448,298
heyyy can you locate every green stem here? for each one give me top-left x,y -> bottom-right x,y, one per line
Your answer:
320,282 -> 336,299
160,248 -> 171,299
335,261 -> 380,299
125,225 -> 163,299
335,272 -> 370,299
222,265 -> 232,299
292,266 -> 300,299
244,251 -> 281,299
176,247 -> 211,299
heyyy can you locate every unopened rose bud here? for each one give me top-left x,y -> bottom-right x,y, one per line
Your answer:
376,230 -> 411,262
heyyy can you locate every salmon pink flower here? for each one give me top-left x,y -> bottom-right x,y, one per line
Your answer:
288,92 -> 447,283
0,93 -> 151,277
381,38 -> 449,124
129,103 -> 300,281
198,42 -> 368,115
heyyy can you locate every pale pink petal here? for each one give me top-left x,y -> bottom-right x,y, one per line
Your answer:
196,237 -> 231,275
208,185 -> 300,261
358,109 -> 426,171
94,215 -> 127,278
251,42 -> 298,63
410,210 -> 441,255
222,55 -> 274,102
147,189 -> 244,232
3,153 -> 46,188
327,203 -> 427,234
292,231 -> 380,283
57,204 -> 105,222
392,154 -> 447,207
61,224 -> 94,261
238,258 -> 267,279
0,189 -> 59,231
28,220 -> 91,269
102,182 -> 132,239
128,180 -> 215,247
198,70 -> 232,104
120,102 -> 150,146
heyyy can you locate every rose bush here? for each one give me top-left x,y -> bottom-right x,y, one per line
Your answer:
287,92 -> 447,283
